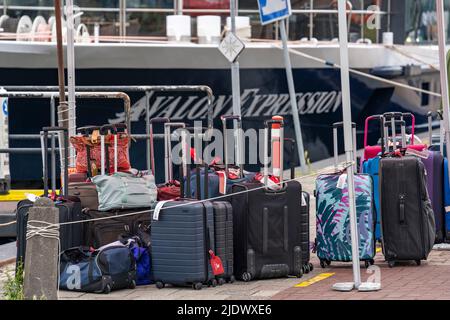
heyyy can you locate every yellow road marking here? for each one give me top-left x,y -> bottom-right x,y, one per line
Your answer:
0,190 -> 59,202
376,247 -> 382,253
295,273 -> 335,287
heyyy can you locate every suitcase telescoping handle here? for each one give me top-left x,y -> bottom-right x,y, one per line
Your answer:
383,112 -> 416,145
332,122 -> 357,171
99,123 -> 128,175
428,111 -> 444,153
41,126 -> 69,198
263,117 -> 284,187
221,115 -> 244,179
383,120 -> 406,152
149,117 -> 170,180
284,138 -> 296,180
164,122 -> 186,182
363,115 -> 385,150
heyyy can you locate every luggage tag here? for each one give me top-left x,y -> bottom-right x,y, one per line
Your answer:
217,171 -> 227,194
336,173 -> 347,190
209,250 -> 224,276
152,200 -> 171,221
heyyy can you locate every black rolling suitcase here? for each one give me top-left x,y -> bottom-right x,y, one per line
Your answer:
380,155 -> 436,267
285,137 -> 313,274
16,127 -> 84,266
231,118 -> 303,281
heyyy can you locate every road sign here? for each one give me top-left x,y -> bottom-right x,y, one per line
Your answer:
257,0 -> 291,25
219,32 -> 245,63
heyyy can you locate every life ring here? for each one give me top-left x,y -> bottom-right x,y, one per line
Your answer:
31,16 -> 50,42
76,23 -> 91,43
16,15 -> 33,41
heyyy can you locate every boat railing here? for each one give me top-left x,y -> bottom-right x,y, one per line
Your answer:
0,2 -> 388,43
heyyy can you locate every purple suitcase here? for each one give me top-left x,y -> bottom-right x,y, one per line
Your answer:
421,151 -> 444,243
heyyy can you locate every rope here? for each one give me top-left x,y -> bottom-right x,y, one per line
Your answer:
25,219 -> 61,299
387,45 -> 439,71
0,220 -> 16,227
276,44 -> 442,98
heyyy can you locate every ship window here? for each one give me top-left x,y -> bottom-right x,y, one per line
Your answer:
421,82 -> 430,106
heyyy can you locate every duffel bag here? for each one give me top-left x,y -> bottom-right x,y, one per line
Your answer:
92,172 -> 157,211
59,243 -> 137,294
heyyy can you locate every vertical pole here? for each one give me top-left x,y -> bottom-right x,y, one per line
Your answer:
230,0 -> 243,168
309,0 -> 313,40
436,0 -> 450,191
65,0 -> 76,167
50,97 -> 56,193
119,0 -> 126,38
360,0 -> 364,40
54,0 -> 67,119
280,19 -> 307,172
177,0 -> 183,15
337,0 -> 361,288
145,91 -> 151,172
387,0 -> 391,32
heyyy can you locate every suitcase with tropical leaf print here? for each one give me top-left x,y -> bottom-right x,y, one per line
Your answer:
314,122 -> 376,268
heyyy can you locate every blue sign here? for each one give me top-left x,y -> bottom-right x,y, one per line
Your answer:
257,0 -> 291,25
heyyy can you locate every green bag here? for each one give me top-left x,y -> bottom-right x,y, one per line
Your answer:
92,172 -> 157,211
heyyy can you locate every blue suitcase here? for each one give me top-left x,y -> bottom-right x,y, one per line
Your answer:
151,199 -> 217,290
362,156 -> 382,241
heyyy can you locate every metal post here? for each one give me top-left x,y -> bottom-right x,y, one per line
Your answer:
65,0 -> 76,167
279,19 -> 307,172
387,0 -> 391,32
360,0 -> 364,40
177,0 -> 183,15
309,0 -> 313,40
145,91 -> 151,172
230,0 -> 243,168
119,0 -> 126,38
335,0 -> 361,290
436,0 -> 450,194
50,97 -> 56,193
54,0 -> 67,125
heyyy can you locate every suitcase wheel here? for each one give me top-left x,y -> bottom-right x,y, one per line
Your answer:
156,281 -> 165,289
208,279 -> 218,287
242,272 -> 252,282
296,268 -> 304,278
415,260 -> 421,266
193,282 -> 203,290
229,275 -> 236,284
364,260 -> 375,268
218,278 -> 226,286
302,264 -> 308,274
103,284 -> 112,294
388,261 -> 395,268
308,263 -> 314,272
129,279 -> 137,289
320,260 -> 326,268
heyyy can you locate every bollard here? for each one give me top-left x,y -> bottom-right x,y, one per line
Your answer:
23,197 -> 59,300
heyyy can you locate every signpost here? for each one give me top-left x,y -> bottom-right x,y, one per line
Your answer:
332,0 -> 379,292
257,0 -> 307,173
436,0 -> 450,199
219,0 -> 244,168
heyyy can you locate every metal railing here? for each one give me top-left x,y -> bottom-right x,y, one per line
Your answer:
2,85 -> 214,172
0,2 -> 388,41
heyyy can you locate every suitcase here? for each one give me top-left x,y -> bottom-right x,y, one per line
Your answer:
445,159 -> 450,241
422,111 -> 445,243
149,117 -> 182,200
16,127 -> 84,266
201,163 -> 234,284
231,117 -> 303,281
361,115 -> 384,172
315,122 -> 376,268
380,156 -> 436,267
285,137 -> 313,274
151,164 -> 218,290
82,208 -> 152,248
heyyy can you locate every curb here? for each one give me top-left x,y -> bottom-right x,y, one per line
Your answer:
0,257 -> 15,268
